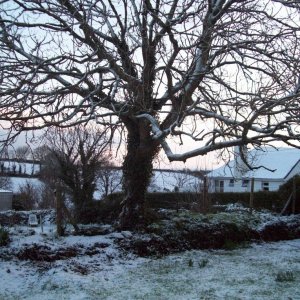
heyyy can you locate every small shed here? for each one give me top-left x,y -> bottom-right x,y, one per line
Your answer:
0,189 -> 13,211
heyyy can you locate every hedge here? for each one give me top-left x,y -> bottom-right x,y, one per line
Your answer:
211,191 -> 285,212
105,191 -> 286,212
78,191 -> 288,224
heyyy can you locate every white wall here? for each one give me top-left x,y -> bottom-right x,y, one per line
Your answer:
208,177 -> 283,193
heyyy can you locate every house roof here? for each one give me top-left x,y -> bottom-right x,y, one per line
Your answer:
208,147 -> 300,180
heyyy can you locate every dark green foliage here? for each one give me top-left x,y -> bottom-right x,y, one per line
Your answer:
275,271 -> 295,282
78,193 -> 161,225
12,195 -> 26,211
211,191 -> 284,212
278,175 -> 300,214
278,175 -> 300,199
198,259 -> 209,268
148,192 -> 198,210
12,182 -> 40,211
105,192 -> 198,214
148,191 -> 283,212
79,189 -> 285,224
0,227 -> 10,246
120,125 -> 160,229
76,196 -> 122,224
222,239 -> 240,250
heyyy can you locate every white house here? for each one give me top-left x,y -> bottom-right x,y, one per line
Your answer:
208,147 -> 300,193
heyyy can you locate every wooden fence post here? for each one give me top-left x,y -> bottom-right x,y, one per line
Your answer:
40,214 -> 43,233
202,176 -> 209,213
55,182 -> 64,236
250,177 -> 254,214
292,176 -> 296,214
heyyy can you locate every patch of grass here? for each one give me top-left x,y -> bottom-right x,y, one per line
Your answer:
0,227 -> 10,246
222,239 -> 250,251
223,239 -> 240,250
199,288 -> 217,300
275,270 -> 295,282
198,259 -> 209,268
188,258 -> 194,267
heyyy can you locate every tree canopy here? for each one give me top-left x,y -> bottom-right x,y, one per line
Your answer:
0,0 -> 299,159
1,0 -> 300,228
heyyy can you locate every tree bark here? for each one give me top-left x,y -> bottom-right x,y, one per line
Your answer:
120,118 -> 159,230
55,183 -> 64,236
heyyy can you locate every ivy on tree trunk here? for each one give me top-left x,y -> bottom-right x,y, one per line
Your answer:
120,118 -> 159,229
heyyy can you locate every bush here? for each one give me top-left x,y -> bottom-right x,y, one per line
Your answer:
76,189 -> 285,224
77,191 -> 194,224
211,191 -> 284,212
76,195 -> 123,224
278,175 -> 300,198
106,192 -> 200,210
12,195 -> 25,211
275,270 -> 295,282
0,227 -> 10,246
13,181 -> 41,210
198,259 -> 209,268
278,175 -> 300,213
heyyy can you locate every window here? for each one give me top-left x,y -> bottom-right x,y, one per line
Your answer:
229,179 -> 234,187
242,179 -> 249,187
262,182 -> 269,191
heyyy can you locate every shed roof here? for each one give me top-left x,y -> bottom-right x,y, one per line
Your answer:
208,147 -> 300,179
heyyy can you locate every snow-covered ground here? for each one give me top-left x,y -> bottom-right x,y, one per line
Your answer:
1,221 -> 300,300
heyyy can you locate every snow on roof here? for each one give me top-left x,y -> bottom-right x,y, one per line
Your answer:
0,189 -> 13,193
208,147 -> 300,179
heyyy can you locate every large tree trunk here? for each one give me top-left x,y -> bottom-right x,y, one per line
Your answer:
120,119 -> 159,230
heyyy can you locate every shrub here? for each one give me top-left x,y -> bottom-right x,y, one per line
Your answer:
211,191 -> 284,212
38,183 -> 56,209
198,259 -> 209,268
76,194 -> 123,224
0,227 -> 10,246
278,175 -> 300,198
12,195 -> 25,211
275,270 -> 295,282
76,189 -> 285,224
278,175 -> 300,213
14,181 -> 41,210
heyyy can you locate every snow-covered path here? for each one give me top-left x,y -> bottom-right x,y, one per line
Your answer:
1,239 -> 300,300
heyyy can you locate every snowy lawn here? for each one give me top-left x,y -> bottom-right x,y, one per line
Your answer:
1,227 -> 300,300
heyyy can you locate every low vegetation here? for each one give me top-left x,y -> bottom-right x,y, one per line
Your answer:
275,270 -> 296,283
0,227 -> 10,246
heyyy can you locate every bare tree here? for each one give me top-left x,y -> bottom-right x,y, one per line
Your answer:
17,181 -> 40,210
97,165 -> 122,199
38,182 -> 55,209
14,145 -> 30,161
0,1 -> 300,228
40,124 -> 111,220
0,176 -> 12,190
33,145 -> 50,162
33,145 -> 52,173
